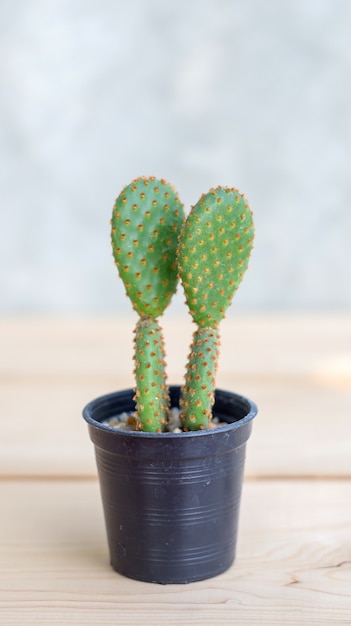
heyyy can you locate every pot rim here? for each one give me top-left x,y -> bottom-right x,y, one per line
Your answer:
82,386 -> 258,440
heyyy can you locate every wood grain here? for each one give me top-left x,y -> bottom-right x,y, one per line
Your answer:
0,479 -> 350,626
1,316 -> 350,624
1,315 -> 350,478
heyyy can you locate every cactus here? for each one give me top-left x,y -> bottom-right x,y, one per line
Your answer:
133,317 -> 168,432
179,326 -> 220,430
110,178 -> 254,432
111,176 -> 184,431
178,186 -> 254,430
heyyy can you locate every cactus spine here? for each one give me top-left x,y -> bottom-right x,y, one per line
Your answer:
111,176 -> 184,432
178,186 -> 254,430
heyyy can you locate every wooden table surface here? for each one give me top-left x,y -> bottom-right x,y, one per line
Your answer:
1,314 -> 350,625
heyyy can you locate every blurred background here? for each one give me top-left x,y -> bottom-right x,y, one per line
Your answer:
1,0 -> 350,316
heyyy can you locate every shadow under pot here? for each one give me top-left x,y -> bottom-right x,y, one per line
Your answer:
82,386 -> 257,584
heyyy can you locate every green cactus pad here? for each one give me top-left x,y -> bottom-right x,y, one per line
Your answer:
180,326 -> 220,430
111,176 -> 184,318
178,186 -> 254,327
133,317 -> 169,432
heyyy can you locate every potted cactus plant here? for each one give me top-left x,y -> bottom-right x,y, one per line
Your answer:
83,176 -> 257,584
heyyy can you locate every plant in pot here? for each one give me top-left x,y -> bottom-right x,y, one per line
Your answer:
83,176 -> 257,584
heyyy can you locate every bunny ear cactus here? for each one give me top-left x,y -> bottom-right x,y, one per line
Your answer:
110,177 -> 254,433
111,176 -> 184,432
178,186 -> 254,430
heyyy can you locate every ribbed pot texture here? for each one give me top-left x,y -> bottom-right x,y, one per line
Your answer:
83,386 -> 257,584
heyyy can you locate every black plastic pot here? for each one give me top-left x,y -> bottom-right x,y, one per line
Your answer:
83,386 -> 257,584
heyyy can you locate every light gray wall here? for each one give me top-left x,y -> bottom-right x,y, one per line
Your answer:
1,0 -> 350,314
